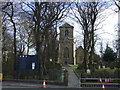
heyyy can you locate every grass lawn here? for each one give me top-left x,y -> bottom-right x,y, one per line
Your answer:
68,64 -> 79,67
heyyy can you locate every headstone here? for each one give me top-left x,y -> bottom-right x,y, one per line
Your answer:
87,69 -> 91,74
50,59 -> 52,62
103,65 -> 105,69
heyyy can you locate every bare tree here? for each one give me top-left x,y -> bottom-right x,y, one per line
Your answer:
2,25 -> 14,57
114,0 -> 120,67
2,2 -> 18,78
15,18 -> 33,55
114,0 -> 120,11
2,26 -> 15,76
21,2 -> 71,79
71,1 -> 108,71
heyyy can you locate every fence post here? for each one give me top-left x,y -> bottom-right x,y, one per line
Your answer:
79,73 -> 81,88
64,69 -> 68,86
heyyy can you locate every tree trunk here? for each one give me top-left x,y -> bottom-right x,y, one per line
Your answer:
83,32 -> 88,72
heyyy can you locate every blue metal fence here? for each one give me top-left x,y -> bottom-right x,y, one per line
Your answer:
79,78 -> 120,88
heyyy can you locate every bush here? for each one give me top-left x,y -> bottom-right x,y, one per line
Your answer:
19,70 -> 28,79
114,69 -> 120,78
81,73 -> 91,78
45,62 -> 62,70
45,62 -> 62,80
77,67 -> 119,78
48,70 -> 62,80
77,64 -> 86,72
93,70 -> 109,78
4,74 -> 13,79
49,71 -> 57,80
81,69 -> 114,78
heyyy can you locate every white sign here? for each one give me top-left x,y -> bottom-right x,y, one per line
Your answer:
32,62 -> 35,70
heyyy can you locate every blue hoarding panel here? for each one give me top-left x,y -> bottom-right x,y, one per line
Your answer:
26,55 -> 38,70
17,55 -> 39,70
18,55 -> 27,70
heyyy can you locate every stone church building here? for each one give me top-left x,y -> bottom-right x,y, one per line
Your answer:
75,46 -> 84,64
58,23 -> 74,64
57,23 -> 101,65
58,23 -> 84,65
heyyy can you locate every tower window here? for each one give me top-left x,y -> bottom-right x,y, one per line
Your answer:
64,47 -> 69,58
65,30 -> 69,36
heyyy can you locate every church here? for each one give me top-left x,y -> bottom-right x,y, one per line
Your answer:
58,23 -> 83,65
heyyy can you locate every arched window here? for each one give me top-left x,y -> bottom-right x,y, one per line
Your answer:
65,30 -> 69,36
64,47 -> 69,58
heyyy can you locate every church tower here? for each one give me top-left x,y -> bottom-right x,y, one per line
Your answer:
58,23 -> 74,64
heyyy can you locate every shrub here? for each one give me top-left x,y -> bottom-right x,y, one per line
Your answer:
91,70 -> 109,78
81,69 -> 111,78
4,74 -> 13,79
77,64 -> 86,72
45,62 -> 62,70
48,70 -> 62,80
114,69 -> 120,78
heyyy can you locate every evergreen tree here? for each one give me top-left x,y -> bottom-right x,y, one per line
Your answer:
103,45 -> 117,62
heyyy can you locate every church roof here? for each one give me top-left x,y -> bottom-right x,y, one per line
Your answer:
59,23 -> 74,28
76,46 -> 84,51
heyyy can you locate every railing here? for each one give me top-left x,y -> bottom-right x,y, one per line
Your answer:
79,78 -> 120,88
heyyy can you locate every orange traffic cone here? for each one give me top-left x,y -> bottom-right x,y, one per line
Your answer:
42,80 -> 46,88
102,84 -> 105,90
100,78 -> 102,83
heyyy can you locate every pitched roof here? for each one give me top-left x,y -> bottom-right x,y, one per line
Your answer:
76,46 -> 84,51
59,23 -> 74,28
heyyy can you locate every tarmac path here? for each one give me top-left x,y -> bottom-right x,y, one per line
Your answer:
65,66 -> 80,88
